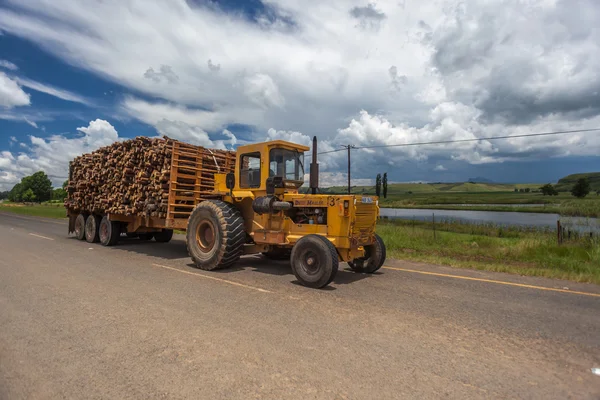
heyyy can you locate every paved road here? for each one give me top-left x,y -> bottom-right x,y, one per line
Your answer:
1,212 -> 599,399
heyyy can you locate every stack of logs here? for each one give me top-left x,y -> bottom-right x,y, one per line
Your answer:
64,136 -> 236,218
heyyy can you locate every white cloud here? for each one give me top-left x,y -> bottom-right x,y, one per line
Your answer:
0,119 -> 119,190
0,71 -> 30,108
15,76 -> 91,105
434,165 -> 447,171
0,0 -> 599,181
0,59 -> 17,70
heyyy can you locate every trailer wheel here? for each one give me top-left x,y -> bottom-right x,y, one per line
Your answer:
85,215 -> 101,243
186,200 -> 245,270
347,234 -> 386,273
154,229 -> 173,243
262,247 -> 291,260
138,232 -> 154,241
74,214 -> 87,240
99,216 -> 120,246
290,235 -> 339,288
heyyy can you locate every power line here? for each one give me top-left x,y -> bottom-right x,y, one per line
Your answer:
305,127 -> 600,157
355,127 -> 600,150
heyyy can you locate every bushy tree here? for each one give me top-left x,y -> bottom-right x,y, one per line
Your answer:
382,172 -> 388,199
22,171 -> 53,202
375,173 -> 381,197
539,183 -> 558,196
52,188 -> 67,201
571,178 -> 590,198
8,183 -> 23,202
22,188 -> 36,202
524,188 -> 530,193
0,190 -> 9,200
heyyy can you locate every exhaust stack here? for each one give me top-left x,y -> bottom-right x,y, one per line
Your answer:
310,136 -> 319,195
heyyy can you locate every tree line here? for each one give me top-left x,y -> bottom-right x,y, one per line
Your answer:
3,171 -> 67,203
538,177 -> 594,198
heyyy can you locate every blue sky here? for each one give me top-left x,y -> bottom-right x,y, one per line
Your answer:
1,0 -> 599,190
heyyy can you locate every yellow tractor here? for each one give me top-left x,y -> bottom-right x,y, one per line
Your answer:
187,137 -> 386,288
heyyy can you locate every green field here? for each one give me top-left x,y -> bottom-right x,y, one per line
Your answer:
377,219 -> 600,284
0,202 -> 67,219
317,179 -> 600,217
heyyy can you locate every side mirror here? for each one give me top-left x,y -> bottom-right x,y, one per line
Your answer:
226,172 -> 235,190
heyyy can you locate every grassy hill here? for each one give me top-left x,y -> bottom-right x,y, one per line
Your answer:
311,182 -> 541,195
555,172 -> 600,192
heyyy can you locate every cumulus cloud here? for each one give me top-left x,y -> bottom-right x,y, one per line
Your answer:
349,3 -> 386,31
0,71 -> 30,108
0,119 -> 119,190
0,59 -> 17,70
1,0 -> 599,182
144,65 -> 179,84
207,59 -> 220,72
434,165 -> 447,171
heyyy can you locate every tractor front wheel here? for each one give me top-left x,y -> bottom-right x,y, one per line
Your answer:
290,235 -> 339,288
348,234 -> 386,273
186,200 -> 245,271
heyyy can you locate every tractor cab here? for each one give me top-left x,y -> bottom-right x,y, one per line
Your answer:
222,140 -> 309,195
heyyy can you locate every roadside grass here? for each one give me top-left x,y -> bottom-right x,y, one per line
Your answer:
377,220 -> 600,284
0,202 -> 66,219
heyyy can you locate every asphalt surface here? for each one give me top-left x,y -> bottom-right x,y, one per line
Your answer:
0,211 -> 599,399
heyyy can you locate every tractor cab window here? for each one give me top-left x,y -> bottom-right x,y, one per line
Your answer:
240,152 -> 261,188
269,148 -> 304,182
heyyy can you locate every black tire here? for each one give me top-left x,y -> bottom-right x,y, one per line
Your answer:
74,214 -> 87,240
290,235 -> 339,288
85,214 -> 101,243
262,247 -> 292,260
138,232 -> 154,241
154,229 -> 174,243
348,234 -> 386,273
186,200 -> 245,271
99,216 -> 120,246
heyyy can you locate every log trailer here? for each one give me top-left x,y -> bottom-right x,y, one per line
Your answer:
66,137 -> 385,288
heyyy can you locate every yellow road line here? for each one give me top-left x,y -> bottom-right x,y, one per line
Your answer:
29,233 -> 55,241
382,266 -> 600,298
152,263 -> 271,293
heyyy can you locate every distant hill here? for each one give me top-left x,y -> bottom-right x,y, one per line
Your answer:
301,181 -> 540,195
468,177 -> 495,183
555,172 -> 600,192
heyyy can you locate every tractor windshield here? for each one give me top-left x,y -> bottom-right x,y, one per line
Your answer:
269,148 -> 304,182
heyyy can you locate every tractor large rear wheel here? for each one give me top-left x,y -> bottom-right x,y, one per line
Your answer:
290,235 -> 339,288
186,200 -> 245,271
348,234 -> 386,273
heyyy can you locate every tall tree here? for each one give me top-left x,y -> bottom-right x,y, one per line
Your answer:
539,183 -> 558,196
8,183 -> 23,202
571,178 -> 590,198
382,172 -> 388,199
375,173 -> 381,197
23,171 -> 53,202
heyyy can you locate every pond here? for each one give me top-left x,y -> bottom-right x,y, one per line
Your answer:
379,207 -> 600,232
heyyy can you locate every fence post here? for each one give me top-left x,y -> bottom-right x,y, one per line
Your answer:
557,220 -> 561,245
433,213 -> 436,240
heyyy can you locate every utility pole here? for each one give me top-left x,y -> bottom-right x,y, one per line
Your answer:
341,145 -> 356,194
